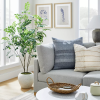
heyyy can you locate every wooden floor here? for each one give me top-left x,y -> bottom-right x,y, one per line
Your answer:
0,77 -> 33,100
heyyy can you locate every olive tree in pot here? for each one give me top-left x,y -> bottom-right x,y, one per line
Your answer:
2,2 -> 49,88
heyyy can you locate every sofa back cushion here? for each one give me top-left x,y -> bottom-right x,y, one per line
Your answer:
83,43 -> 96,48
37,44 -> 54,74
52,37 -> 83,70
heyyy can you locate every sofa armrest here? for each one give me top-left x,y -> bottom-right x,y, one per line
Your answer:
34,58 -> 40,82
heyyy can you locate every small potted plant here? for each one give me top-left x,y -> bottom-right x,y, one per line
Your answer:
2,2 -> 49,88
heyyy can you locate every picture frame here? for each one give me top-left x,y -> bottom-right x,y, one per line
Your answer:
36,3 -> 53,28
54,2 -> 72,28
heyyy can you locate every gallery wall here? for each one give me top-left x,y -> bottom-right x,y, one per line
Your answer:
33,0 -> 79,44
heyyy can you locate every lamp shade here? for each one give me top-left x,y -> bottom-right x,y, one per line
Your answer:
88,15 -> 100,29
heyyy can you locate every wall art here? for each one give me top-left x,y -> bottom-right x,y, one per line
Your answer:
54,2 -> 72,28
36,3 -> 52,28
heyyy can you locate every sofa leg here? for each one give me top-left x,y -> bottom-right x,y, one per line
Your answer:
34,92 -> 36,96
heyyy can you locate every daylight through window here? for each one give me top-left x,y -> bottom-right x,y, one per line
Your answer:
79,0 -> 98,42
0,0 -> 19,67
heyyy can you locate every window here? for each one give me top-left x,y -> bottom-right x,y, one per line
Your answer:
0,0 -> 19,68
79,0 -> 98,42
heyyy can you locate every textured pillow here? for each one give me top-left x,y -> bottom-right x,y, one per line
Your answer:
37,44 -> 54,74
74,44 -> 100,72
52,37 -> 83,70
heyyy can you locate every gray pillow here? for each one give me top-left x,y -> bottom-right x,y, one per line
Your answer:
36,44 -> 54,74
52,37 -> 83,70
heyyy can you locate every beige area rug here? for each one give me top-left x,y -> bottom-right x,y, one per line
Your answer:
10,90 -> 38,100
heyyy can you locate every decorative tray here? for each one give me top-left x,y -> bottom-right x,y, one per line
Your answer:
46,77 -> 81,94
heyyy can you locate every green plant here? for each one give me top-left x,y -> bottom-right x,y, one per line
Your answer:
2,2 -> 50,74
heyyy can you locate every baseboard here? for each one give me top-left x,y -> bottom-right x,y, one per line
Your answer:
0,65 -> 34,82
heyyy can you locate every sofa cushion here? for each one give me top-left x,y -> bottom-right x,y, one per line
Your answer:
38,69 -> 87,85
74,44 -> 100,72
83,71 -> 100,86
83,43 -> 96,48
37,43 -> 54,74
52,37 -> 83,70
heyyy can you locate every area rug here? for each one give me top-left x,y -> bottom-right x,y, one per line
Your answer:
10,90 -> 37,100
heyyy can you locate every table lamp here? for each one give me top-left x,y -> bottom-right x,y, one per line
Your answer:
88,15 -> 100,43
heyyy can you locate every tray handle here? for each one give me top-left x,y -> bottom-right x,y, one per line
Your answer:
77,83 -> 82,88
73,83 -> 82,90
46,77 -> 54,86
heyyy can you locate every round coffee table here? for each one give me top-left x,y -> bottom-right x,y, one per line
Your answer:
36,86 -> 100,100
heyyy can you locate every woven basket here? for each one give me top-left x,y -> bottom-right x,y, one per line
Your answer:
46,77 -> 81,94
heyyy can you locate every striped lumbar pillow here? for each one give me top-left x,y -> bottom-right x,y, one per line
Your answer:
74,44 -> 100,72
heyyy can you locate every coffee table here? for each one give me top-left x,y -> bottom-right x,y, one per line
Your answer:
36,86 -> 100,100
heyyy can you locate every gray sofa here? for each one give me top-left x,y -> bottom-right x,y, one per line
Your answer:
34,43 -> 100,93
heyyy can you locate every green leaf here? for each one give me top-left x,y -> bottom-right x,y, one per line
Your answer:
43,29 -> 51,31
12,21 -> 17,27
6,50 -> 11,56
23,15 -> 28,20
15,47 -> 18,51
25,2 -> 30,11
31,54 -> 37,58
2,37 -> 10,40
17,27 -> 23,33
38,24 -> 45,28
24,29 -> 29,34
36,43 -> 41,45
9,55 -> 13,58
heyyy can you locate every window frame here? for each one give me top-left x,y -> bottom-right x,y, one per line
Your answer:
79,0 -> 99,43
0,0 -> 20,70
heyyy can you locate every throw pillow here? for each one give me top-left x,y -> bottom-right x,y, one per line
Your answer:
74,44 -> 100,72
52,37 -> 83,70
37,43 -> 54,74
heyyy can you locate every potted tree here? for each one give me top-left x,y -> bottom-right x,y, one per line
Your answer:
2,2 -> 49,88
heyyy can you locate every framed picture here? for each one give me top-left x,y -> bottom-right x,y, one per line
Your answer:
54,2 -> 72,28
36,3 -> 52,28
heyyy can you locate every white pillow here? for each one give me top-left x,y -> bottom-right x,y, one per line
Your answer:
74,44 -> 100,72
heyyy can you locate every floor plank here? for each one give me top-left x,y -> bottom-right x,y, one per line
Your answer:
0,77 -> 33,100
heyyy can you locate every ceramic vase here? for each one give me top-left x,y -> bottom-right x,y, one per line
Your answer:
18,72 -> 34,88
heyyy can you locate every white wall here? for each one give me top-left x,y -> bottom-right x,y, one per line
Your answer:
33,0 -> 79,44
